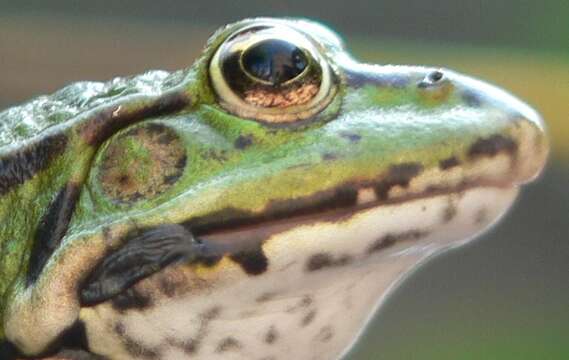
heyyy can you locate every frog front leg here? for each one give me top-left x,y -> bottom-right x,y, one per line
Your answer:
80,224 -> 207,306
3,224 -> 207,358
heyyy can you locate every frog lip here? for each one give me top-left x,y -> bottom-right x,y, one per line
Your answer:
191,178 -> 517,243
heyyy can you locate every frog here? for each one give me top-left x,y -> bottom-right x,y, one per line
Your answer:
0,17 -> 548,360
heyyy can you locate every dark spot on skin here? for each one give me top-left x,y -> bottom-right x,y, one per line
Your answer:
322,152 -> 338,161
305,253 -> 353,272
234,134 -> 255,149
425,184 -> 444,195
309,253 -> 337,271
163,174 -> 181,185
123,337 -> 160,359
118,175 -> 129,185
202,149 -> 229,162
58,320 -> 91,354
315,326 -> 334,343
153,126 -> 178,145
165,307 -> 221,356
439,156 -> 460,170
230,248 -> 269,275
256,292 -> 278,303
114,322 -> 160,359
442,201 -> 458,223
114,322 -> 126,336
286,295 -> 313,313
337,254 -> 352,265
157,132 -> 177,145
216,337 -> 241,352
182,340 -> 198,355
80,91 -> 190,146
0,341 -> 21,360
167,338 -> 198,355
468,135 -> 518,159
198,254 -> 223,268
27,182 -> 81,284
369,235 -> 397,252
475,207 -> 489,225
375,163 -> 424,200
368,230 -> 429,254
462,89 -> 483,107
159,277 -> 177,298
188,306 -> 222,354
111,288 -> 153,313
300,295 -> 313,307
301,310 -> 317,327
264,326 -> 279,344
203,306 -> 222,321
0,132 -> 67,196
175,156 -> 187,170
13,320 -> 97,360
340,132 -> 362,143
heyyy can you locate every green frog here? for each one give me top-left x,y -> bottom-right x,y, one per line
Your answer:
0,17 -> 548,360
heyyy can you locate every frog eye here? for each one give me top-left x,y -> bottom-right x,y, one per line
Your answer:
209,24 -> 337,124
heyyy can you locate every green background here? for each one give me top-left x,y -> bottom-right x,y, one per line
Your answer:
1,1 -> 567,359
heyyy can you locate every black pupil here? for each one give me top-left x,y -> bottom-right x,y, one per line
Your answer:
242,39 -> 308,85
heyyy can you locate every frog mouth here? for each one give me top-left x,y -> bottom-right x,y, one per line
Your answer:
189,177 -> 518,244
79,173 -> 520,308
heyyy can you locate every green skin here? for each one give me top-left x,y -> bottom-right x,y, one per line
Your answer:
0,18 -> 547,357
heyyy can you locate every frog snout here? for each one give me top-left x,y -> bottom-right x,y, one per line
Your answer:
448,70 -> 549,184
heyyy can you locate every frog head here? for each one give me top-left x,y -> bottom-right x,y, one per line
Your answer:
0,18 -> 547,359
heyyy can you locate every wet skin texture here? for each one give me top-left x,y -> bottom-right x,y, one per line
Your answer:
0,18 -> 547,360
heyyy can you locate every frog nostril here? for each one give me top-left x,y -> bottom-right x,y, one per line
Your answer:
427,70 -> 444,83
418,70 -> 447,89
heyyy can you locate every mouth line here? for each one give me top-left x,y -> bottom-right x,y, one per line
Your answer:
192,178 -> 517,248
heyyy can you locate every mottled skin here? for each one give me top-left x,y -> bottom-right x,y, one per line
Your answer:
0,18 -> 547,360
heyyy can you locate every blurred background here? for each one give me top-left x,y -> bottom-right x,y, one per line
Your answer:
1,1 -> 567,359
